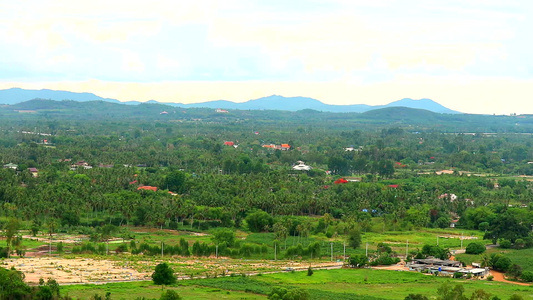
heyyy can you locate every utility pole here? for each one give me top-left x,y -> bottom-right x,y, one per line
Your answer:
330,243 -> 333,262
216,244 -> 218,258
461,232 -> 463,249
161,241 -> 164,258
365,242 -> 368,257
274,244 -> 277,261
406,240 -> 409,258
437,236 -> 439,246
343,242 -> 346,261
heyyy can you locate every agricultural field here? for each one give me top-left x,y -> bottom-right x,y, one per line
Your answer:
60,268 -> 533,300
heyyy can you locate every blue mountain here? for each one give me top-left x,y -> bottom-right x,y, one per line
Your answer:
0,88 -> 461,114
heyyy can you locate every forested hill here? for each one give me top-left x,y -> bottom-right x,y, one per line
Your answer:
2,99 -> 533,132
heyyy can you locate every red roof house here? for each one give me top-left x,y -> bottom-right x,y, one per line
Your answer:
137,186 -> 158,191
334,178 -> 349,184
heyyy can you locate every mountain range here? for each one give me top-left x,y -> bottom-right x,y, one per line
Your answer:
0,88 -> 460,114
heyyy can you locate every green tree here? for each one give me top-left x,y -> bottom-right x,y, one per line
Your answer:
437,282 -> 467,300
465,242 -> 486,254
347,229 -> 362,249
245,210 -> 273,232
3,218 -> 21,258
405,294 -> 429,300
152,263 -> 177,285
211,228 -> 235,247
0,267 -> 31,299
469,289 -> 491,300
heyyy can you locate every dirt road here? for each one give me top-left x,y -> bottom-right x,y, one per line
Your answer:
490,270 -> 531,286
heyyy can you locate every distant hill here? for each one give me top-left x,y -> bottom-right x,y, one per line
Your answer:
0,88 -> 461,114
180,95 -> 460,114
0,88 -> 122,105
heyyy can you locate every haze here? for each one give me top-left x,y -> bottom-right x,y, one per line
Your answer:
1,0 -> 532,114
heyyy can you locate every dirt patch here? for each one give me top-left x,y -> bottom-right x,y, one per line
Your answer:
489,270 -> 531,286
22,235 -> 87,244
2,257 -> 149,284
371,264 -> 409,271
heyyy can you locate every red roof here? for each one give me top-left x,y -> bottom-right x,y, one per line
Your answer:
334,178 -> 348,184
388,184 -> 399,188
129,180 -> 138,185
224,141 -> 235,146
137,186 -> 158,191
281,144 -> 290,148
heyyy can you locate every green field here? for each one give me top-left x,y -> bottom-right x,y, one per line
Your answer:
456,247 -> 533,272
61,268 -> 532,300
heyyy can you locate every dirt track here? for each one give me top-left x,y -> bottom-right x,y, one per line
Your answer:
489,270 -> 531,286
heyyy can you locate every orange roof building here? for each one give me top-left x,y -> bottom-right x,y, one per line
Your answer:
137,186 -> 158,191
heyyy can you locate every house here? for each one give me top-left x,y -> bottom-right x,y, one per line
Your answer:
436,170 -> 455,175
70,161 -> 93,170
411,258 -> 462,268
334,178 -> 349,184
160,111 -> 168,115
98,163 -> 114,168
450,219 -> 459,228
281,144 -> 291,150
215,109 -> 229,113
137,186 -> 158,192
3,163 -> 18,170
224,141 -> 235,146
439,193 -> 458,202
28,168 -> 39,177
292,161 -> 311,171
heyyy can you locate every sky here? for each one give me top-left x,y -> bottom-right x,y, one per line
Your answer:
0,0 -> 532,114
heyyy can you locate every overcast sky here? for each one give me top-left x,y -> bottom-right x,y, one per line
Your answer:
1,0 -> 532,114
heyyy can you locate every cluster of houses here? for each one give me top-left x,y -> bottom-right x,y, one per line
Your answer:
3,163 -> 39,177
408,258 -> 489,278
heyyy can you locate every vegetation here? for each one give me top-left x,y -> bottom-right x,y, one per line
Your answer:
152,263 -> 177,285
0,101 -> 532,297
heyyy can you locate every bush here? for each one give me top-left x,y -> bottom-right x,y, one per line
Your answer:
507,264 -> 522,279
152,263 -> 176,285
160,290 -> 181,300
465,242 -> 486,254
348,255 -> 368,268
307,266 -> 313,276
499,239 -> 512,249
487,275 -> 494,281
491,254 -> 512,272
521,271 -> 533,282
453,272 -> 463,278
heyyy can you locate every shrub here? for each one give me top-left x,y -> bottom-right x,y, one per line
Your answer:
507,264 -> 522,279
348,255 -> 368,268
521,271 -> 533,282
307,266 -> 313,276
491,255 -> 512,272
499,239 -> 511,249
160,290 -> 181,300
465,242 -> 486,254
487,275 -> 494,281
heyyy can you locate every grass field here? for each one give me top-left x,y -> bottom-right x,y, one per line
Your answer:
61,268 -> 532,300
456,247 -> 533,272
